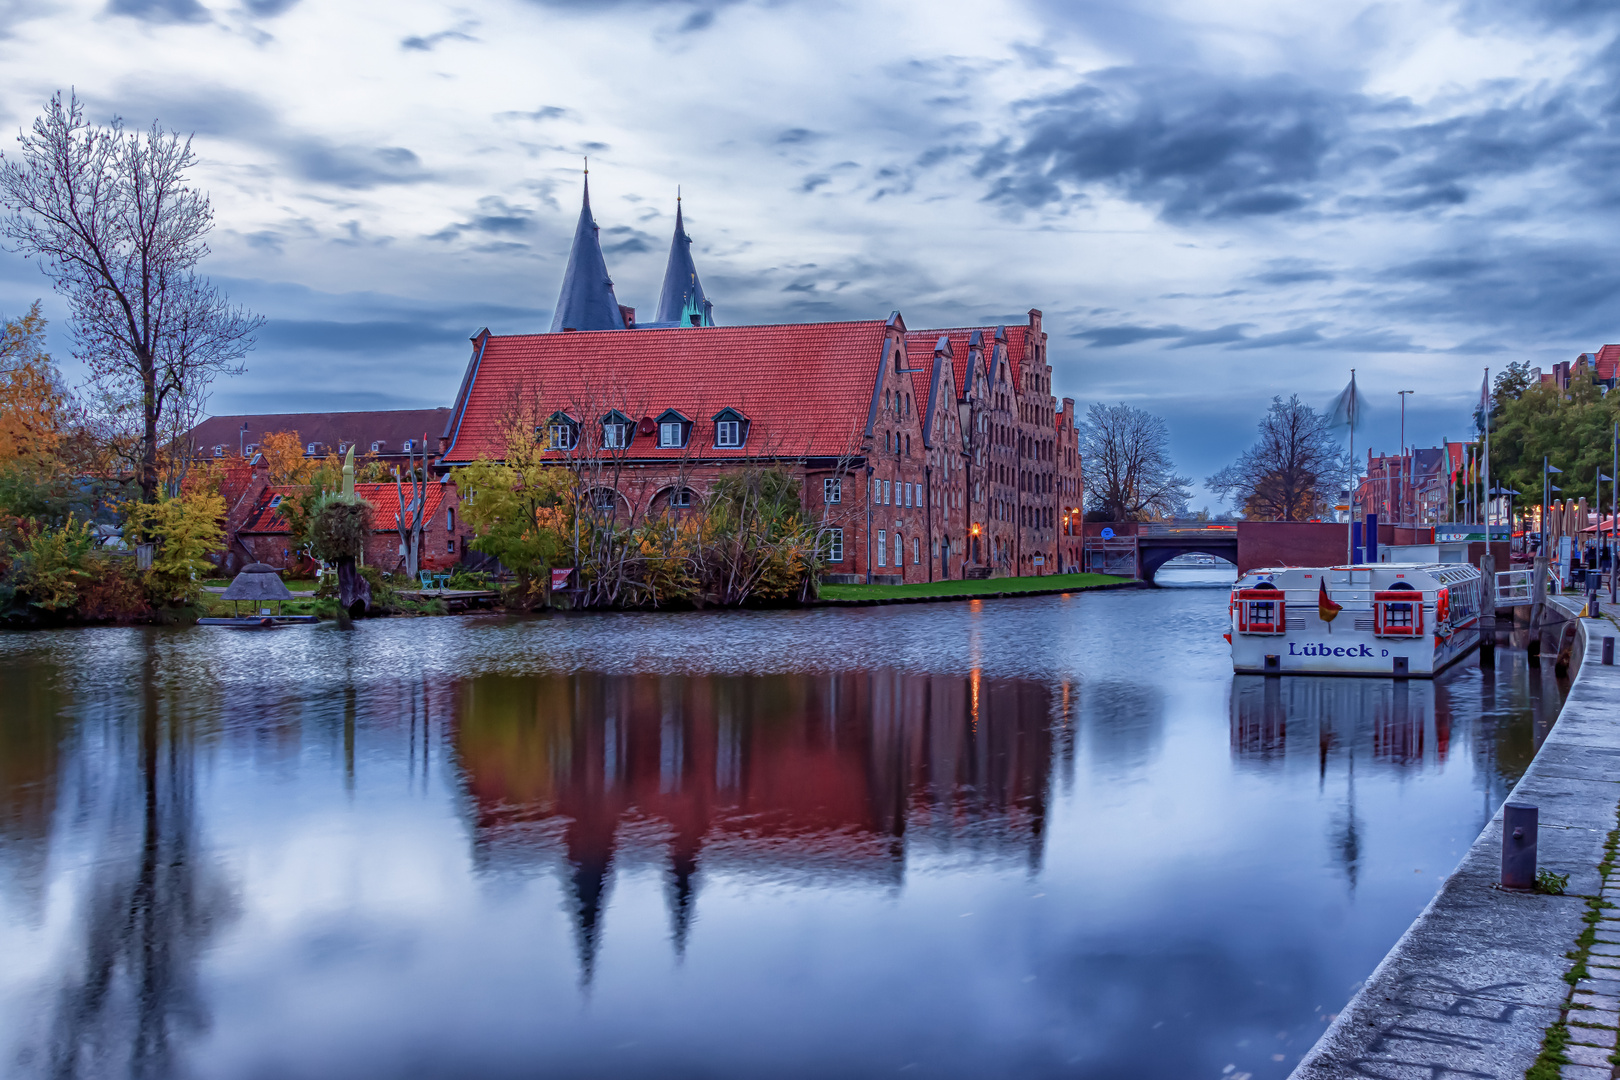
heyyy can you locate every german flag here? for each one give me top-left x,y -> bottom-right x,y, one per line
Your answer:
1319,577 -> 1343,631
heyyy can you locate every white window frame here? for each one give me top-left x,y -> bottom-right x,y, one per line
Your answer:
669,487 -> 693,508
372,441 -> 385,453
603,422 -> 628,449
548,423 -> 576,450
824,477 -> 841,504
823,528 -> 844,563
894,532 -> 902,567
877,529 -> 887,567
715,420 -> 741,448
212,445 -> 224,458
659,421 -> 685,448
403,439 -> 415,453
884,480 -> 891,505
913,537 -> 920,564
306,442 -> 318,455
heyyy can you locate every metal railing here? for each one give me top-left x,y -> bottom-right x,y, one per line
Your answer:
1136,522 -> 1238,537
1496,567 -> 1559,602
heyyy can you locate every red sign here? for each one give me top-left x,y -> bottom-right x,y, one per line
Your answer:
551,568 -> 574,591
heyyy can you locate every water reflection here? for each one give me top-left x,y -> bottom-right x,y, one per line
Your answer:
453,670 -> 1055,977
0,594 -> 1567,1080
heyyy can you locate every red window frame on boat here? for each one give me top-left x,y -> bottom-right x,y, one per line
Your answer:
1374,590 -> 1424,637
1235,588 -> 1285,635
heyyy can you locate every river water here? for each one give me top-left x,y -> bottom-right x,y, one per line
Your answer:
0,573 -> 1565,1080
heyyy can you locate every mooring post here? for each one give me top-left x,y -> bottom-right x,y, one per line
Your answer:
1603,636 -> 1614,666
1501,803 -> 1538,890
1480,552 -> 1497,668
1531,555 -> 1549,664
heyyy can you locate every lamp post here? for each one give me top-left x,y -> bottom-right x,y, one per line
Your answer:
1398,390 -> 1414,524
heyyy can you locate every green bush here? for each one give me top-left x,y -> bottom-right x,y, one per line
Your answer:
308,494 -> 374,562
8,517 -> 96,610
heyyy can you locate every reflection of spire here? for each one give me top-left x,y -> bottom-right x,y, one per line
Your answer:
666,839 -> 699,959
566,847 -> 613,987
1332,750 -> 1362,894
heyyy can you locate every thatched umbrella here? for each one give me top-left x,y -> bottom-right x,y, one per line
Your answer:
220,562 -> 294,616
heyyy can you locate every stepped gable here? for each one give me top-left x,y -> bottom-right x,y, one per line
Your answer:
900,333 -> 947,433
911,326 -> 1007,399
441,320 -> 891,464
651,197 -> 712,327
549,175 -> 627,333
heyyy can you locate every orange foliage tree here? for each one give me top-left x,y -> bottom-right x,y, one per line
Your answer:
0,302 -> 66,465
257,430 -> 317,485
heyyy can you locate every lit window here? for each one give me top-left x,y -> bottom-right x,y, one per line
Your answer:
716,420 -> 741,447
823,528 -> 844,562
659,422 -> 684,448
824,477 -> 841,503
877,530 -> 887,566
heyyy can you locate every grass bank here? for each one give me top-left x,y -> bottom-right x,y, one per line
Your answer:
818,572 -> 1132,603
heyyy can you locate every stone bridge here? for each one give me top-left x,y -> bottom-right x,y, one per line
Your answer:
1083,521 -> 1351,584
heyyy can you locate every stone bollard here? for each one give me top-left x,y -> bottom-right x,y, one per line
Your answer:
1501,803 -> 1538,891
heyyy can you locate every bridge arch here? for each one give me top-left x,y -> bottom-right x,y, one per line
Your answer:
1139,544 -> 1239,585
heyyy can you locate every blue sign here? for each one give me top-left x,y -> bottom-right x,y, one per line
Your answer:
1101,527 -> 1115,539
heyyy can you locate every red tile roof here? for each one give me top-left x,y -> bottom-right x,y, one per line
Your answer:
442,321 -> 892,464
240,482 -> 453,535
1597,344 -> 1620,382
908,328 -> 991,400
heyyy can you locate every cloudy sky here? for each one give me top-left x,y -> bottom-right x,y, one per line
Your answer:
1,0 -> 1616,507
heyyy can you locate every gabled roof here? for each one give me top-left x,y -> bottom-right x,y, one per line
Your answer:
239,482 -> 453,535
550,176 -> 627,334
653,199 -> 712,327
1596,344 -> 1620,381
442,321 -> 892,464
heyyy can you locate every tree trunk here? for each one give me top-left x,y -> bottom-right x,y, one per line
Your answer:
337,556 -> 370,617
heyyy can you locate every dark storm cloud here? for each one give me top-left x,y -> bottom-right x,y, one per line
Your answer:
107,0 -> 207,22
241,0 -> 298,14
601,225 -> 654,255
260,318 -> 469,353
978,49 -> 1620,226
977,71 -> 1347,220
428,197 -> 539,243
100,83 -> 434,189
1074,324 -> 1184,347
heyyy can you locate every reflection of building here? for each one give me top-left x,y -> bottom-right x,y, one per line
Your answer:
450,670 -> 1053,976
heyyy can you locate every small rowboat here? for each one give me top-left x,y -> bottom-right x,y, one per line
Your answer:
1229,563 -> 1482,677
197,615 -> 320,629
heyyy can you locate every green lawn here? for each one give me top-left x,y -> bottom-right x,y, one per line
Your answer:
204,578 -> 321,593
818,572 -> 1130,602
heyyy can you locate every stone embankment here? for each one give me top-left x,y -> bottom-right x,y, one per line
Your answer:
1292,602 -> 1620,1080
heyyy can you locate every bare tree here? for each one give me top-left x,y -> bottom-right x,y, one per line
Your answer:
1079,402 -> 1191,521
395,435 -> 430,579
0,91 -> 261,502
1207,395 -> 1353,521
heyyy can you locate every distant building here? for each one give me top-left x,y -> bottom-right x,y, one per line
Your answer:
184,408 -> 452,467
1357,446 -> 1448,523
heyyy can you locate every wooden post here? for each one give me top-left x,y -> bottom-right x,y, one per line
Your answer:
1532,554 -> 1549,664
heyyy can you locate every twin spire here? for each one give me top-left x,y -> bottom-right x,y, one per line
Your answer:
549,172 -> 714,333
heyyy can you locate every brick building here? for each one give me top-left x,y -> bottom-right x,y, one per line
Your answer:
185,408 -> 452,468
218,454 -> 468,575
435,178 -> 1083,583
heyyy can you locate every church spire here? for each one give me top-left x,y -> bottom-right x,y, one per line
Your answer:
549,168 -> 626,333
654,191 -> 714,327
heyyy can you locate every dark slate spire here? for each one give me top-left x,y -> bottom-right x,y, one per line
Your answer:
549,171 -> 626,333
653,194 -> 713,327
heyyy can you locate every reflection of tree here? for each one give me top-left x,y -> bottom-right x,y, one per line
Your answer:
0,654 -> 68,918
43,642 -> 234,1080
450,669 -> 1054,980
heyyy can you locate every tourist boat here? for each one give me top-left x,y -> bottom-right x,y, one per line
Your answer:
1228,563 -> 1482,677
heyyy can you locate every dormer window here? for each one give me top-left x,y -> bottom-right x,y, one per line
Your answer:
212,445 -> 224,458
402,439 -> 415,453
656,409 -> 690,449
712,407 -> 748,449
539,413 -> 578,450
306,442 -> 318,455
372,441 -> 385,453
601,410 -> 635,450
267,495 -> 283,510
